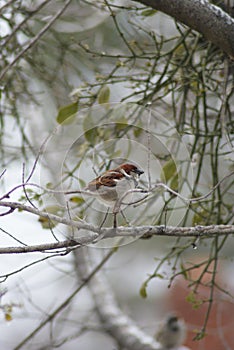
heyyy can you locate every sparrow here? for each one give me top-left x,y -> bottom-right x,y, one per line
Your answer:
85,163 -> 144,205
155,314 -> 187,349
85,163 -> 144,227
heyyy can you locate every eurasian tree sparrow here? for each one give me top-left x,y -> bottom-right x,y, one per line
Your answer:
85,163 -> 144,227
155,314 -> 187,349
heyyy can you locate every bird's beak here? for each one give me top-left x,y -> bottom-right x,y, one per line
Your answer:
136,169 -> 144,176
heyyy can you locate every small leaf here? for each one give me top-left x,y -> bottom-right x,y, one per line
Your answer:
139,282 -> 148,298
173,44 -> 185,57
170,171 -> 179,191
192,210 -> 206,226
78,178 -> 86,188
141,9 -> 157,16
180,263 -> 188,280
112,245 -> 119,253
38,205 -> 63,229
115,117 -> 128,131
69,197 -> 85,205
84,128 -> 98,144
133,126 -> 143,138
186,291 -> 203,309
56,102 -> 78,125
5,313 -> 12,322
161,158 -> 177,183
46,182 -> 54,189
98,85 -> 110,105
83,113 -> 98,145
38,216 -> 56,229
154,273 -> 164,279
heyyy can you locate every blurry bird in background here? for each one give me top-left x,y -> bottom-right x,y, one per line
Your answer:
155,314 -> 188,349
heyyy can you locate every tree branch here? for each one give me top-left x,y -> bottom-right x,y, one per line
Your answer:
74,247 -> 161,350
0,240 -> 80,254
0,0 -> 72,81
133,0 -> 234,58
74,247 -> 191,350
0,220 -> 233,254
14,247 -> 116,350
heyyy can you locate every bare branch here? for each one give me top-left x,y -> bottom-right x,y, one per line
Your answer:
0,223 -> 233,255
0,240 -> 80,255
0,253 -> 66,282
113,169 -> 234,212
0,207 -> 15,217
0,0 -> 72,81
74,247 -> 161,350
1,0 -> 52,47
14,247 -> 116,350
0,0 -> 16,13
0,200 -> 97,231
133,0 -> 234,58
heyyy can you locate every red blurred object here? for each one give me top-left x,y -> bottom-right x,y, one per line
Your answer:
169,258 -> 234,350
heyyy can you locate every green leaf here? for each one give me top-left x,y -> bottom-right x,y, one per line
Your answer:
85,128 -> 98,145
133,126 -> 143,138
38,205 -> 63,229
192,213 -> 203,226
192,209 -> 207,225
186,291 -> 203,309
115,117 -> 128,131
170,171 -> 179,191
180,263 -> 188,280
139,282 -> 148,298
78,178 -> 86,188
161,158 -> 177,183
141,9 -> 157,16
98,85 -> 110,105
160,158 -> 179,190
83,113 -> 99,145
5,313 -> 12,322
4,305 -> 13,322
56,102 -> 78,125
69,196 -> 85,205
46,182 -> 54,189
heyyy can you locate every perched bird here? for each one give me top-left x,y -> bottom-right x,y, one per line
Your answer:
85,163 -> 144,227
155,314 -> 187,349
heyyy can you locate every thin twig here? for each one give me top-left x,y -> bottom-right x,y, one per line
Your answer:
0,0 -> 72,81
14,247 -> 117,350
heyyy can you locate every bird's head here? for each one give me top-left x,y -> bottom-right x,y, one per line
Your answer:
118,163 -> 144,178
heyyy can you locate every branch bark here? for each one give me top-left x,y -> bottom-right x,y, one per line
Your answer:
0,222 -> 234,254
0,198 -> 234,254
74,247 -> 191,350
14,248 -> 116,350
1,171 -> 233,255
74,247 -> 161,350
133,0 -> 234,58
